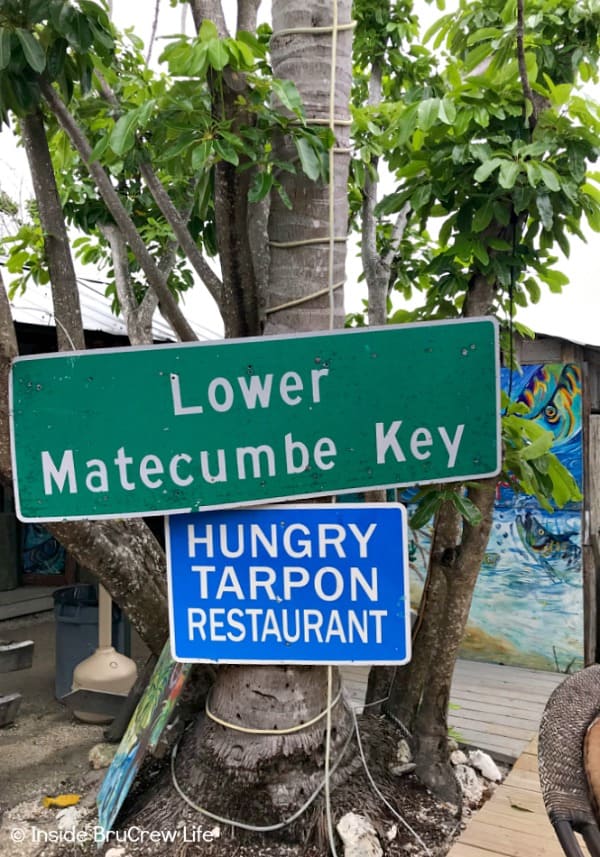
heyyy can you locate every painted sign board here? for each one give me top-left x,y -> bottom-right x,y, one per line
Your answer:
97,642 -> 192,838
166,504 -> 411,664
10,319 -> 500,521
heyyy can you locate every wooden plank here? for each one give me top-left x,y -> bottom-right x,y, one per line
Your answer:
448,697 -> 548,723
510,753 -> 539,774
473,809 -> 558,839
448,725 -> 527,760
454,661 -> 565,687
505,771 -> 540,792
460,818 -> 564,856
340,661 -> 561,763
454,675 -> 563,694
449,845 -> 507,857
485,785 -> 546,814
452,718 -> 534,741
451,684 -> 553,707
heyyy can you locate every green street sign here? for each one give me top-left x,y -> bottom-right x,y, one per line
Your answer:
10,319 -> 500,521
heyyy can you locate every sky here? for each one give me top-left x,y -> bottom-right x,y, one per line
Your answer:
1,0 -> 599,345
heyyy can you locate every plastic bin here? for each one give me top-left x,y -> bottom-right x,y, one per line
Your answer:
53,584 -> 131,700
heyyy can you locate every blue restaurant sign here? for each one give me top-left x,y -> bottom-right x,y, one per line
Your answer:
166,504 -> 410,664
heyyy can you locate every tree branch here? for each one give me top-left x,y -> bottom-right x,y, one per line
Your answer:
93,70 -> 224,309
139,161 -> 223,306
38,77 -> 198,343
99,223 -> 157,345
517,0 -> 537,128
237,0 -> 261,32
360,61 -> 410,326
189,0 -> 229,37
146,0 -> 161,65
0,269 -> 17,481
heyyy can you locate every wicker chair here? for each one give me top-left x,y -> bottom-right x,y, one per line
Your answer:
538,665 -> 600,857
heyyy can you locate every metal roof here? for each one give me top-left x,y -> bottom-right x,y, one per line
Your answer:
8,276 -> 222,343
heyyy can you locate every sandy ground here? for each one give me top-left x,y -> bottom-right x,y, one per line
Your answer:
0,611 -> 147,856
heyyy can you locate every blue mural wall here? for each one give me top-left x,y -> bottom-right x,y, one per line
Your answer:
408,363 -> 584,672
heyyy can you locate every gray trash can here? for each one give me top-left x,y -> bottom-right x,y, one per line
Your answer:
53,584 -> 131,700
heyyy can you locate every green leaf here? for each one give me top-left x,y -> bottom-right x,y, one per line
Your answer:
214,138 -> 239,165
526,162 -> 543,187
438,98 -> 456,125
16,29 -> 45,73
472,241 -> 489,265
46,37 -> 67,79
191,141 -> 212,171
236,29 -> 267,59
520,432 -> 553,461
248,170 -> 273,203
272,79 -> 304,116
89,133 -> 110,163
473,158 -> 502,182
410,183 -> 432,211
548,457 -> 582,506
523,277 -> 541,303
449,493 -> 483,526
295,136 -> 320,181
536,194 -> 554,231
539,267 -> 569,292
199,20 -> 219,42
498,160 -> 520,189
417,97 -> 440,131
109,108 -> 140,156
472,199 -> 494,232
409,492 -> 442,530
538,164 -> 561,192
276,183 -> 292,210
207,39 -> 229,71
0,29 -> 12,71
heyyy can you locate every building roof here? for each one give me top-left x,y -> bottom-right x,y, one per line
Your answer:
8,277 -> 222,343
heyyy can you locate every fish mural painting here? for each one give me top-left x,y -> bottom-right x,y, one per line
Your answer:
407,362 -> 584,672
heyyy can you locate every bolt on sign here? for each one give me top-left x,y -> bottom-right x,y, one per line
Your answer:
10,318 -> 500,522
166,504 -> 411,664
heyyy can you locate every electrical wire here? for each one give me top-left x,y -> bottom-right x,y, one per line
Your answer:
349,705 -> 433,857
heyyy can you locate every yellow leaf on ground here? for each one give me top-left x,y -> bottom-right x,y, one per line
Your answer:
42,794 -> 81,809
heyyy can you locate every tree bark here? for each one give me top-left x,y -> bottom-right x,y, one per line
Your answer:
20,108 -> 86,352
263,0 -> 351,336
0,270 -> 17,483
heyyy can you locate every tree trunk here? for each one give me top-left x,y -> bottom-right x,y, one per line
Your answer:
192,0 -> 353,778
383,272 -> 499,800
20,108 -> 86,352
147,0 -> 356,827
263,0 -> 350,336
14,110 -> 170,658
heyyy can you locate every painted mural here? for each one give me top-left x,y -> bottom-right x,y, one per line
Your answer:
22,523 -> 66,576
408,362 -> 584,672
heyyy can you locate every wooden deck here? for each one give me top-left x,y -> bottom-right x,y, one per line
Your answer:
340,660 -> 565,763
448,738 -> 589,857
